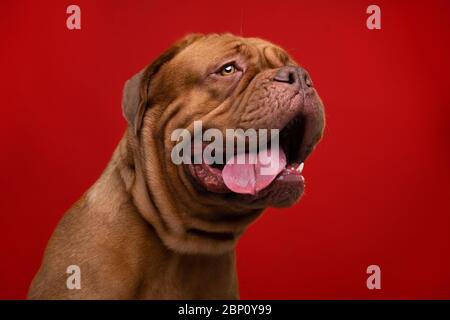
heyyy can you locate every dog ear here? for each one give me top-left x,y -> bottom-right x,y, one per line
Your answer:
122,70 -> 146,135
122,33 -> 204,135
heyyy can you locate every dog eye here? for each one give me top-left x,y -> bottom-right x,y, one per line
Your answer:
219,63 -> 238,76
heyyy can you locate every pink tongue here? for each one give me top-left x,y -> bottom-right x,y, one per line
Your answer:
222,148 -> 286,195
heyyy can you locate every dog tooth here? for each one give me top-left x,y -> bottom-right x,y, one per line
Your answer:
297,162 -> 304,173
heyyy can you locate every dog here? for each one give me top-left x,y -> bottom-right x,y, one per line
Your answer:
28,33 -> 325,299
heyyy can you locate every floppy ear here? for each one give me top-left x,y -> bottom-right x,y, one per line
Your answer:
122,33 -> 204,135
122,70 -> 146,135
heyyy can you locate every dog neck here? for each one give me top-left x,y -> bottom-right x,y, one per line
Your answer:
112,131 -> 239,298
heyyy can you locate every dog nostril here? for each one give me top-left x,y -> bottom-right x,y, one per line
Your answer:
273,67 -> 299,85
274,66 -> 313,88
288,72 -> 296,84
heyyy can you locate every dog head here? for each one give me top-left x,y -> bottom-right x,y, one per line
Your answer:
122,33 -> 325,254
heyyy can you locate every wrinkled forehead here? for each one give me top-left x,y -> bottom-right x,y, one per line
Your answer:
169,34 -> 295,73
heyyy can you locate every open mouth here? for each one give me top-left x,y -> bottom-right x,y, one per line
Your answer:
187,113 -> 308,204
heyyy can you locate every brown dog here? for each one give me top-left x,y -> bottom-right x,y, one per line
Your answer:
28,33 -> 325,299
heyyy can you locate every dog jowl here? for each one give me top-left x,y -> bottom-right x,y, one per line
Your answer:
28,33 -> 325,299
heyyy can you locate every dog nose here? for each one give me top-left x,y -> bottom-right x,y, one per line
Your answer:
273,66 -> 313,88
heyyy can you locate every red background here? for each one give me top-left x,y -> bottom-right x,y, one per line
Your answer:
1,0 -> 450,299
